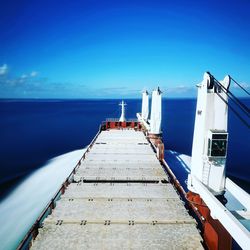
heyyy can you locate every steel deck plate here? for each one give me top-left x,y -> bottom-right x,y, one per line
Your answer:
46,199 -> 192,222
32,224 -> 203,250
62,183 -> 180,199
73,167 -> 166,182
79,162 -> 162,169
31,129 -> 203,249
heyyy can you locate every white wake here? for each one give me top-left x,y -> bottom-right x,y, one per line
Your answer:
167,150 -> 191,173
0,148 -> 86,250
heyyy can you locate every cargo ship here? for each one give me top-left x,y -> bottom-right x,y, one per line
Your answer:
18,72 -> 250,250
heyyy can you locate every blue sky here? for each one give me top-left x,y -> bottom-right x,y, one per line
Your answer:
0,0 -> 250,98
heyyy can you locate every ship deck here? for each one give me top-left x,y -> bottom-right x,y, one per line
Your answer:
31,129 -> 203,249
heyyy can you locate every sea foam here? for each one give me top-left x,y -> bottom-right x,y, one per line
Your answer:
0,148 -> 86,250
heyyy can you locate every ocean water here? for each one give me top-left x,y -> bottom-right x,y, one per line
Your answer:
2,98 -> 249,193
0,98 -> 249,249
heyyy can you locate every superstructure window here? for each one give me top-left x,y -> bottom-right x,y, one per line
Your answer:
211,139 -> 227,157
207,132 -> 228,157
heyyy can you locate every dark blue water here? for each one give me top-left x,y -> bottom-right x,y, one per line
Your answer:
0,98 -> 249,197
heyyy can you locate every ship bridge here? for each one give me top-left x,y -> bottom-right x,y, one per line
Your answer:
30,127 -> 203,249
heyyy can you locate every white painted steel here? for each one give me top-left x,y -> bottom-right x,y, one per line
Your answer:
186,73 -> 250,249
136,112 -> 150,130
149,88 -> 162,134
119,100 -> 126,122
226,178 -> 250,211
188,73 -> 230,195
192,177 -> 250,250
141,90 -> 149,121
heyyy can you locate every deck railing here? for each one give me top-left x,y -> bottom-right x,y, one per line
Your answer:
17,124 -> 103,250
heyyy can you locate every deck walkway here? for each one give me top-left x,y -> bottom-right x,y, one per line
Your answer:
31,129 -> 203,249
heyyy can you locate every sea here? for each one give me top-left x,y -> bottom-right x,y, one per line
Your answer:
0,98 -> 249,249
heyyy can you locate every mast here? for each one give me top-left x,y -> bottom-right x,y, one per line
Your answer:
149,87 -> 162,135
188,72 -> 230,195
141,90 -> 149,121
119,100 -> 126,122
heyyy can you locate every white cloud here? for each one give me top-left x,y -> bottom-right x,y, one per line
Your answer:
165,85 -> 195,94
0,64 -> 8,76
21,74 -> 28,79
30,71 -> 38,77
233,82 -> 250,89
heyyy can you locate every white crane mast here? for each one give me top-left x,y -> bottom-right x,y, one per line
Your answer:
141,90 -> 149,121
149,87 -> 162,135
188,72 -> 230,195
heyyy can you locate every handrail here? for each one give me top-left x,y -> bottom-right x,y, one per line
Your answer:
105,118 -> 138,122
161,159 -> 186,197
